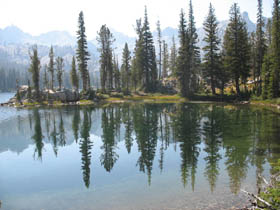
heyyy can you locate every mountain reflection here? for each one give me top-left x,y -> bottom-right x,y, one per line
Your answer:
9,103 -> 276,191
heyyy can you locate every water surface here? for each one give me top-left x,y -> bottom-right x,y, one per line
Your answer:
0,94 -> 280,210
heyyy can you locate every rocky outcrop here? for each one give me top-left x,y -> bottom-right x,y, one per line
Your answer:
8,87 -> 80,104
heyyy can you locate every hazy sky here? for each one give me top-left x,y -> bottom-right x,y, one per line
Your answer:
0,0 -> 274,38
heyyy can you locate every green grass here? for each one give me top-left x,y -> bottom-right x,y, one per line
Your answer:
105,94 -> 187,103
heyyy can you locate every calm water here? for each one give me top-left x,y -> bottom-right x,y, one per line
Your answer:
0,94 -> 280,210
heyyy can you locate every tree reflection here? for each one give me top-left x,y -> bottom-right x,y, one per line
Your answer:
79,109 -> 93,188
58,110 -> 66,146
133,104 -> 158,185
223,108 -> 251,194
32,109 -> 44,160
172,104 -> 201,191
202,105 -> 223,192
72,108 -> 81,143
122,105 -> 134,154
100,107 -> 119,172
50,114 -> 58,156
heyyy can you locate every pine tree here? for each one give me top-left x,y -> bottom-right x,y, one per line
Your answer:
262,51 -> 273,99
250,32 -> 257,89
188,0 -> 201,94
256,0 -> 266,95
71,56 -> 79,91
202,3 -> 220,95
43,64 -> 48,90
162,40 -> 169,78
169,36 -> 177,76
27,79 -> 31,100
121,43 -> 131,93
113,55 -> 121,91
176,9 -> 190,97
76,11 -> 90,92
55,56 -> 64,91
223,3 -> 250,96
142,6 -> 158,92
269,0 -> 280,98
262,18 -> 273,99
156,20 -> 162,80
266,18 -> 272,46
97,25 -> 114,92
48,46 -> 55,90
132,19 -> 145,90
28,45 -> 41,101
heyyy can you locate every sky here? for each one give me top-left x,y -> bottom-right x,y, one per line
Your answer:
0,0 -> 274,38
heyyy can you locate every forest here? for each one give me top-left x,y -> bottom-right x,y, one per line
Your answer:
2,0 -> 280,103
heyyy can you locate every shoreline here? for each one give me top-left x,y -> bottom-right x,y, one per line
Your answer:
1,93 -> 280,112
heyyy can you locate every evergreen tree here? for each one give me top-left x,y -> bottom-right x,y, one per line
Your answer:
121,43 -> 131,93
142,6 -> 158,92
28,45 -> 41,100
113,55 -> 121,91
202,3 -> 220,95
76,11 -> 90,91
250,32 -> 257,88
223,3 -> 250,96
131,58 -> 138,91
169,36 -> 177,76
156,20 -> 162,80
256,0 -> 266,95
266,18 -> 272,46
219,49 -> 231,96
162,40 -> 169,78
48,46 -> 55,90
97,25 -> 114,92
188,0 -> 201,94
71,56 -> 79,91
269,0 -> 280,98
262,52 -> 273,99
27,79 -> 32,100
176,9 -> 190,97
43,64 -> 48,90
262,18 -> 273,99
55,56 -> 64,91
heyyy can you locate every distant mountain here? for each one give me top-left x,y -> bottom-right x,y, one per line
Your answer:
0,25 -> 75,46
0,26 -> 99,71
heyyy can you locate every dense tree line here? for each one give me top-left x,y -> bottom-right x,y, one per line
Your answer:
2,0 -> 280,100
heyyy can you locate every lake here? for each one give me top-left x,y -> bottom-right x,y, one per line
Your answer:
0,93 -> 280,210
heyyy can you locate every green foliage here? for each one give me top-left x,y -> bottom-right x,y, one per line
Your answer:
259,159 -> 280,210
176,9 -> 190,97
269,0 -> 280,98
71,56 -> 79,91
162,40 -> 169,79
28,45 -> 41,101
121,43 -> 131,93
255,0 -> 267,96
55,56 -> 64,91
141,6 -> 158,92
176,1 -> 200,97
76,11 -> 90,91
169,36 -> 177,76
156,20 -> 162,80
48,46 -> 55,90
202,3 -> 221,95
97,25 -> 114,92
43,65 -> 48,90
223,3 -> 251,96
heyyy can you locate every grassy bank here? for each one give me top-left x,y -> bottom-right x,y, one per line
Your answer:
105,94 -> 187,103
